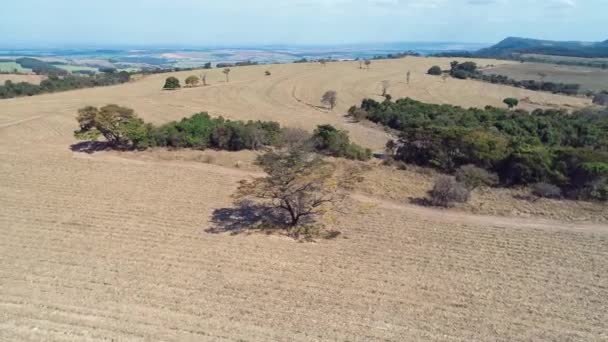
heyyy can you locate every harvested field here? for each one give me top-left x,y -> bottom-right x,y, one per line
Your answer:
1,57 -> 606,341
0,74 -> 45,85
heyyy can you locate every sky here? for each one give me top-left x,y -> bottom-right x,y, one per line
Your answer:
0,0 -> 606,47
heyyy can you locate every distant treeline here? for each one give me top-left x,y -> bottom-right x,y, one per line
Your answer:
349,97 -> 608,201
0,71 -> 130,99
431,52 -> 608,69
216,61 -> 259,68
16,57 -> 68,76
447,61 -> 582,96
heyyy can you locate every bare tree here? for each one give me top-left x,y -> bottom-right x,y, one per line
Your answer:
235,149 -> 363,228
406,71 -> 411,84
320,59 -> 327,67
381,80 -> 390,96
364,59 -> 371,70
359,60 -> 363,69
321,90 -> 337,110
201,73 -> 207,86
223,68 -> 231,82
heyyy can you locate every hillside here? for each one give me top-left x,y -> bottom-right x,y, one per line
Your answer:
477,37 -> 608,58
1,58 -> 605,341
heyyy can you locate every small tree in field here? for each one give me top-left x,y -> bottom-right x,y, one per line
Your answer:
321,90 -> 337,110
427,66 -> 442,76
223,68 -> 231,82
235,148 -> 363,228
364,59 -> 371,70
503,97 -> 519,110
320,59 -> 327,67
201,73 -> 207,86
406,71 -> 411,84
185,75 -> 200,87
163,76 -> 181,90
381,80 -> 390,96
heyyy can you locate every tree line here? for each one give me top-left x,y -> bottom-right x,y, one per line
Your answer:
348,97 -> 608,201
74,105 -> 371,161
427,61 -> 584,96
0,71 -> 131,99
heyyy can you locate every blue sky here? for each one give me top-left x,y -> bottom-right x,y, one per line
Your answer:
0,0 -> 605,47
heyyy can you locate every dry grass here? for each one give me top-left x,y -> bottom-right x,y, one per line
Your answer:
0,74 -> 46,85
0,57 -> 606,341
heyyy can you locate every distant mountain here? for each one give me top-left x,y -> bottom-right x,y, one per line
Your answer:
476,37 -> 608,58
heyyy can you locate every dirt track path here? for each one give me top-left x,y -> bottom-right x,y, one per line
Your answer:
351,193 -> 608,234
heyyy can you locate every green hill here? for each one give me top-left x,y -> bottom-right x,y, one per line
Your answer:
477,37 -> 608,58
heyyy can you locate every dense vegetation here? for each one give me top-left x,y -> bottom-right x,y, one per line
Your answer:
0,71 -> 131,99
16,57 -> 68,76
446,61 -> 582,96
74,106 -> 371,161
351,97 -> 608,201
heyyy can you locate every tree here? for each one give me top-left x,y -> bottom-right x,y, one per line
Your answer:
265,70 -> 271,76
203,62 -> 212,69
381,80 -> 390,96
406,71 -> 411,84
201,73 -> 207,86
503,97 -> 519,110
74,105 -> 149,148
235,148 -> 362,227
163,76 -> 181,90
364,59 -> 371,70
320,59 -> 327,67
321,90 -> 337,110
427,66 -> 442,76
442,73 -> 449,82
223,68 -> 231,82
185,75 -> 200,87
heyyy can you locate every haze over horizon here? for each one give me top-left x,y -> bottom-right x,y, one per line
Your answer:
0,0 -> 605,48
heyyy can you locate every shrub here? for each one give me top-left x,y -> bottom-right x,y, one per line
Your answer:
427,66 -> 442,76
429,176 -> 470,207
185,75 -> 200,87
265,70 -> 271,76
455,165 -> 498,190
531,182 -> 562,199
593,93 -> 608,106
503,97 -> 519,109
311,125 -> 371,161
163,77 -> 181,89
347,106 -> 368,122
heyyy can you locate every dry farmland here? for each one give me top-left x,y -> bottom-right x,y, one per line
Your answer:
1,57 -> 606,341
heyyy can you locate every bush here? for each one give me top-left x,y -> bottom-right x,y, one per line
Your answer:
265,70 -> 271,76
185,75 -> 200,87
311,125 -> 371,161
531,182 -> 562,199
427,66 -> 442,76
163,77 -> 181,90
455,165 -> 498,190
503,97 -> 519,109
429,176 -> 470,207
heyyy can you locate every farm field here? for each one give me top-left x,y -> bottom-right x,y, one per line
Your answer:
482,62 -> 608,92
1,57 -> 606,341
0,74 -> 45,85
0,61 -> 32,73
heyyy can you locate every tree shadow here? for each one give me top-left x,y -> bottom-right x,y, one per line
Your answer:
206,200 -> 289,235
408,196 -> 433,207
70,141 -> 111,154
